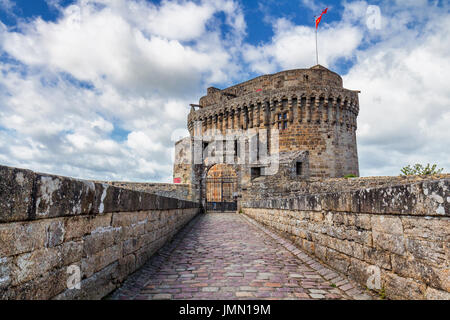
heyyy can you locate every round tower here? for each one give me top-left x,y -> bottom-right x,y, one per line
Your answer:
183,65 -> 360,180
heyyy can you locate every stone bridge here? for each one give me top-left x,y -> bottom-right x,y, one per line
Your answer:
0,164 -> 449,300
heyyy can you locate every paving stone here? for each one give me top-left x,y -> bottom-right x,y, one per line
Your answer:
340,283 -> 354,291
109,213 -> 371,300
236,292 -> 254,297
152,294 -> 172,300
308,289 -> 328,294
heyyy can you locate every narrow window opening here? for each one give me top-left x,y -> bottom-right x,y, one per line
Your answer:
256,133 -> 260,161
251,167 -> 261,179
296,162 -> 303,176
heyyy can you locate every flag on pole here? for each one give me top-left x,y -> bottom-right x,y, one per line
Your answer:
315,8 -> 328,29
314,7 -> 328,65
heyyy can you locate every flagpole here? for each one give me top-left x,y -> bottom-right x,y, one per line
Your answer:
314,16 -> 319,64
315,23 -> 318,65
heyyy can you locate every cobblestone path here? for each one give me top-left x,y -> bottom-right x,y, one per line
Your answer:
109,212 -> 372,300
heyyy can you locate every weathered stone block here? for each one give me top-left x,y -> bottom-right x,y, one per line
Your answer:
372,231 -> 406,255
347,257 -> 372,286
138,232 -> 154,248
321,193 -> 340,211
371,215 -> 403,235
135,243 -> 159,269
54,262 -> 119,300
377,185 -> 417,215
0,165 -> 34,222
64,216 -> 90,241
391,254 -> 446,291
0,257 -> 12,289
81,244 -> 121,278
424,287 -> 450,300
405,238 -> 446,266
46,220 -> 65,247
13,247 -> 61,285
402,216 -> 449,242
314,244 -> 327,262
4,266 -> 67,300
347,228 -> 372,246
83,227 -> 117,257
59,241 -> 83,266
117,254 -> 136,282
382,271 -> 426,300
354,214 -> 371,230
420,180 -> 449,216
123,238 -> 140,256
89,213 -> 113,232
363,246 -> 391,270
34,173 -> 96,219
0,221 -> 47,257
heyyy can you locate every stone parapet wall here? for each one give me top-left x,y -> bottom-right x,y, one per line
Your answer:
0,165 -> 200,299
244,174 -> 450,200
241,176 -> 449,300
100,181 -> 193,202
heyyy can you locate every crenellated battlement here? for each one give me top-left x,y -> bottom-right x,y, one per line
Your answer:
181,65 -> 360,181
198,65 -> 345,108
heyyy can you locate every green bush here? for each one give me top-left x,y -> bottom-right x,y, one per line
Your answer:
344,174 -> 357,178
400,163 -> 444,176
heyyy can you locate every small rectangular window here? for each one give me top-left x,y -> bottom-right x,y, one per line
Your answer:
283,112 -> 287,119
283,121 -> 288,130
296,162 -> 303,176
234,140 -> 238,156
251,167 -> 261,179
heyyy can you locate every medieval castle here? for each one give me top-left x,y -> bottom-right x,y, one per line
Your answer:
1,65 -> 447,301
174,65 -> 360,210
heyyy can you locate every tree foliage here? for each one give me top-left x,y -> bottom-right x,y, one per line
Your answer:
400,163 -> 444,176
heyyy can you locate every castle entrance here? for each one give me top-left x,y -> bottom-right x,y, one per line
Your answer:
206,164 -> 237,212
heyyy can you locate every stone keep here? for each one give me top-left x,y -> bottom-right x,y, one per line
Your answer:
174,65 -> 360,190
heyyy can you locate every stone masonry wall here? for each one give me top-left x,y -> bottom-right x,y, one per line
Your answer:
0,165 -> 200,300
187,65 -> 360,179
241,176 -> 449,300
243,174 -> 450,200
101,181 -> 193,202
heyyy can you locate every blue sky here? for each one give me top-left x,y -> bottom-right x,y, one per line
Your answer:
0,0 -> 448,182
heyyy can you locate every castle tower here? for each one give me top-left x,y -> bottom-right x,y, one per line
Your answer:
174,65 -> 360,207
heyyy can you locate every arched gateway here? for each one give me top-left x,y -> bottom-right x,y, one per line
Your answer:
206,164 -> 237,212
173,65 -> 361,212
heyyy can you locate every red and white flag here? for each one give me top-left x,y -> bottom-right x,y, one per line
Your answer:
315,8 -> 328,29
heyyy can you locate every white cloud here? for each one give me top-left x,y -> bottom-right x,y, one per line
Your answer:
344,1 -> 450,175
0,0 -> 246,182
0,0 -> 14,12
243,16 -> 363,73
243,0 -> 449,176
0,0 -> 448,182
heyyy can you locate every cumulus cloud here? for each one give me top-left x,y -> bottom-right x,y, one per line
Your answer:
0,0 -> 448,182
0,0 -> 246,182
344,1 -> 450,176
242,13 -> 363,73
0,0 -> 14,12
